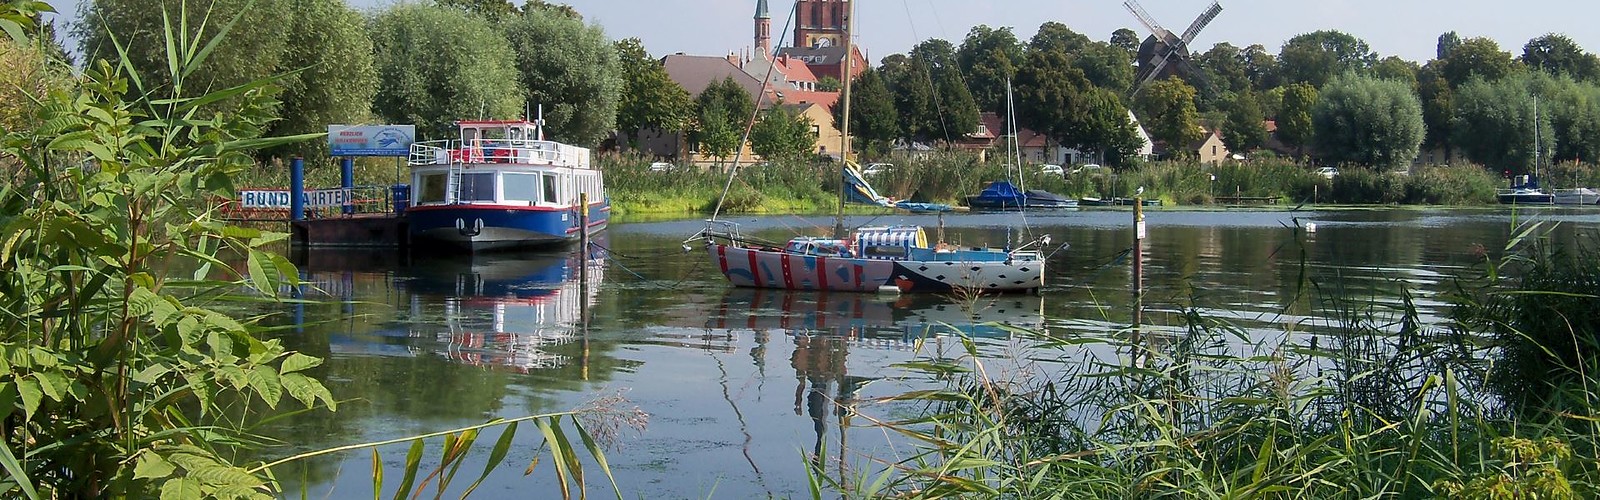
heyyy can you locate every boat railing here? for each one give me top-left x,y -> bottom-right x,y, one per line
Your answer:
408,139 -> 591,168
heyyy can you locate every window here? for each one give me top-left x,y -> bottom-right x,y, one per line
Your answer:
460,172 -> 496,202
812,125 -> 821,136
504,173 -> 540,203
542,173 -> 559,204
419,173 -> 447,203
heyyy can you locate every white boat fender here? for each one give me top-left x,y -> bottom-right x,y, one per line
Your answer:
1305,222 -> 1317,234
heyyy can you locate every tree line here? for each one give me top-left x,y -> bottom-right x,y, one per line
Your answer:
59,0 -> 1600,175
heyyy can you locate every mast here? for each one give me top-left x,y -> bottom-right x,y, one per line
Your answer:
833,0 -> 854,239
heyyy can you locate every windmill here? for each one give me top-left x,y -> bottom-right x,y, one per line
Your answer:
1123,0 -> 1223,92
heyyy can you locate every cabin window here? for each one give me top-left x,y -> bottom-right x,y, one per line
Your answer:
461,127 -> 478,144
419,173 -> 448,203
460,172 -> 496,202
542,173 -> 559,203
504,173 -> 540,203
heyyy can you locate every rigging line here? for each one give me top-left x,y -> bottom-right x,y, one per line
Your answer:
710,0 -> 799,222
898,0 -> 952,146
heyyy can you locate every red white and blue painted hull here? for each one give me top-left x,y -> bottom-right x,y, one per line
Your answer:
709,243 -> 1044,293
408,202 -> 610,252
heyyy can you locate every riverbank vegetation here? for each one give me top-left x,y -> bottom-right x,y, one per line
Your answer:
815,220 -> 1600,499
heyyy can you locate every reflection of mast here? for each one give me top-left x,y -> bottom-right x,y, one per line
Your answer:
790,335 -> 862,476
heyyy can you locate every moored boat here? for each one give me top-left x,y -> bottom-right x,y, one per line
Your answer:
1497,176 -> 1554,205
964,180 -> 1077,210
405,120 -> 609,252
1552,187 -> 1600,205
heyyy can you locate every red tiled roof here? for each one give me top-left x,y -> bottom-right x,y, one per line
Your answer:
777,89 -> 839,108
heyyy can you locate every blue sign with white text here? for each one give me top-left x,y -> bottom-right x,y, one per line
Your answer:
329,125 -> 415,157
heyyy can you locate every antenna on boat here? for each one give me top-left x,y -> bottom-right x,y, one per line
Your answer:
535,104 -> 546,141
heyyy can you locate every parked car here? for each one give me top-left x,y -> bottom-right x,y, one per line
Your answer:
1316,167 -> 1339,179
862,163 -> 893,176
1071,164 -> 1104,174
1039,164 -> 1064,176
648,162 -> 674,172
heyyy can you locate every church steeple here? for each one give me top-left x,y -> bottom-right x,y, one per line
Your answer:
754,0 -> 772,56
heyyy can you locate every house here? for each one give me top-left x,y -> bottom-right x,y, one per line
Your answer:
1152,126 -> 1230,164
790,102 -> 843,158
967,111 -> 1155,165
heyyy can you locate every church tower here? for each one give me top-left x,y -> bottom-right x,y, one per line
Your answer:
754,0 -> 771,56
794,0 -> 848,49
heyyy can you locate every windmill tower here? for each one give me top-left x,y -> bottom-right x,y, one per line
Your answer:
1124,0 -> 1223,92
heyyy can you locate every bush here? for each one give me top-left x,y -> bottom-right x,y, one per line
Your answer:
1329,168 -> 1408,204
1403,163 -> 1500,205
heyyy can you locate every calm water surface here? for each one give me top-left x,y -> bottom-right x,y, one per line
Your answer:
266,207 -> 1600,498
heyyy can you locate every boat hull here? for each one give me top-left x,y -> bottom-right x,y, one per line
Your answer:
1496,192 -> 1555,205
408,203 -> 610,252
1553,188 -> 1600,205
709,243 -> 1043,293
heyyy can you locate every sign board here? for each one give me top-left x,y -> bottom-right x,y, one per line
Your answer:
240,189 -> 352,209
328,125 -> 415,157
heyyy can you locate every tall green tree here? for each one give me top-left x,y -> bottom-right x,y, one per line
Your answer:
1522,33 -> 1600,82
78,0 -> 291,100
1418,63 -> 1454,156
1372,56 -> 1420,91
887,40 -> 980,142
269,0 -> 377,158
614,38 -> 692,144
1028,21 -> 1091,55
1242,44 -> 1280,90
1075,41 -> 1136,94
1110,28 -> 1140,56
1437,31 -> 1462,60
1277,82 -> 1317,155
692,77 -> 755,161
502,5 -> 621,146
832,67 -> 898,154
1277,30 -> 1376,87
369,3 -> 522,139
1134,76 -> 1204,151
1221,89 -> 1267,154
1441,37 -> 1519,86
1543,76 -> 1600,163
957,25 -> 1023,113
1014,49 -> 1139,162
1452,73 -> 1555,173
749,105 -> 817,160
1312,74 -> 1425,170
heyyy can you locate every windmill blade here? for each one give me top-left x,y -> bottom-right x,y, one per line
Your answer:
1180,1 -> 1223,45
1140,51 -> 1174,87
1122,0 -> 1167,38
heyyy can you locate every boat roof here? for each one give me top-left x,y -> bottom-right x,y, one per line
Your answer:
456,120 -> 536,127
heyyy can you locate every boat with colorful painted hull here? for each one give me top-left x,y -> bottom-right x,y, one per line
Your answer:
405,120 -> 609,252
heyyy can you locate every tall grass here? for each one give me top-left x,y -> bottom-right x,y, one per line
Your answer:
822,217 -> 1599,499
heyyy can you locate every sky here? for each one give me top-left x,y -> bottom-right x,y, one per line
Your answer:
48,0 -> 1600,65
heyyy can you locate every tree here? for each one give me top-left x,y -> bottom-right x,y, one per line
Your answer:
832,68 -> 897,154
268,0 -> 377,158
750,105 -> 817,160
1222,89 -> 1267,154
1311,74 -> 1425,170
1437,31 -> 1462,60
887,39 -> 980,142
1441,37 -> 1518,86
502,6 -> 621,146
957,25 -> 1023,113
1014,49 -> 1139,162
1110,28 -> 1140,55
1242,44 -> 1279,90
1522,33 -> 1600,82
692,77 -> 755,161
816,76 -> 841,92
1075,41 -> 1136,94
369,4 -> 523,139
1028,21 -> 1090,55
1277,83 -> 1317,154
1134,76 -> 1204,151
1195,42 -> 1249,112
614,38 -> 692,145
1277,30 -> 1376,87
1372,56 -> 1419,91
1417,63 -> 1454,155
1543,76 -> 1600,163
1451,74 -> 1554,173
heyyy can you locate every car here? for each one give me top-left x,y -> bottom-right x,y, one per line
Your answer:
862,163 -> 893,176
1316,167 -> 1339,179
1039,164 -> 1064,176
1071,164 -> 1104,174
648,162 -> 674,172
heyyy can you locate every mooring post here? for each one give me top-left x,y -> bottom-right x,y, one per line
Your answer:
290,157 -> 305,221
1133,196 -> 1145,340
340,157 -> 355,215
579,192 -> 590,380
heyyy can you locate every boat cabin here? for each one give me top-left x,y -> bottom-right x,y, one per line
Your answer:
407,120 -> 602,209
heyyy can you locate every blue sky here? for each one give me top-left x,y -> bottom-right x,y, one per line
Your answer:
51,0 -> 1600,65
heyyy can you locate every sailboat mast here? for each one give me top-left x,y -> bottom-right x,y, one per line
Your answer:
834,0 -> 855,238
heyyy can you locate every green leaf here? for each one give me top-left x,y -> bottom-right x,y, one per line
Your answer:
392,439 -> 424,500
16,378 -> 41,420
370,449 -> 382,500
248,366 -> 281,408
188,465 -> 263,488
280,372 -> 323,408
462,422 -> 517,498
216,365 -> 248,391
278,353 -> 321,374
159,478 -> 202,500
0,434 -> 39,500
246,249 -> 276,297
30,372 -> 64,402
134,453 -> 177,480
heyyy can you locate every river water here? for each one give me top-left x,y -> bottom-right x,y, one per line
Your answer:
265,207 -> 1599,498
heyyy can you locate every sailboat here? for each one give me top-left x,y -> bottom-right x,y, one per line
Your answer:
689,2 -> 1052,293
1497,98 -> 1555,205
963,79 -> 1077,211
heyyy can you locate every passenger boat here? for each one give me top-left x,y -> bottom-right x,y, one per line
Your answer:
1552,187 -> 1600,205
964,180 -> 1077,210
405,120 -> 609,251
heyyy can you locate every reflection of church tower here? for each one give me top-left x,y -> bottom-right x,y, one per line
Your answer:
794,0 -> 848,49
754,0 -> 771,56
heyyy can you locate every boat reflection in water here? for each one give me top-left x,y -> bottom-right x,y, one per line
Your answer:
328,249 -> 605,373
708,288 -> 1044,468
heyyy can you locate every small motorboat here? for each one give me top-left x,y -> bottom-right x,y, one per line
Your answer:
964,180 -> 1076,210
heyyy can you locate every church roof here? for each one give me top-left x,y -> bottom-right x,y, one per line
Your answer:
755,0 -> 768,18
